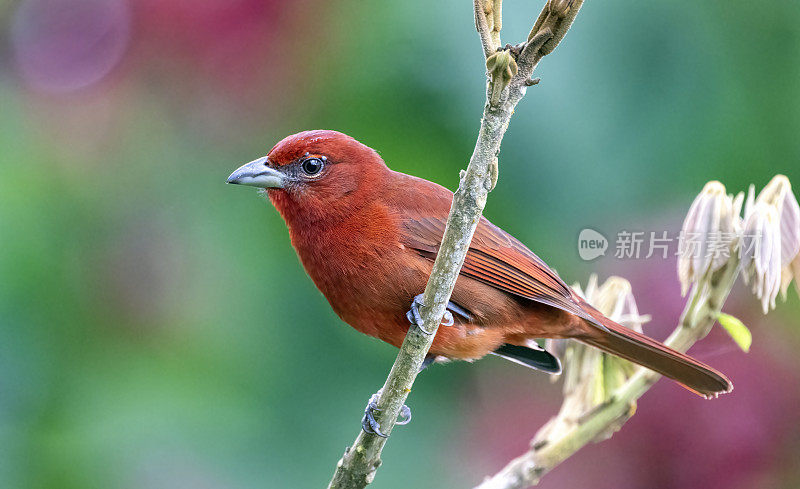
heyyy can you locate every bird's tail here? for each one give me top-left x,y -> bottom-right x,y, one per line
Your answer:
577,305 -> 732,398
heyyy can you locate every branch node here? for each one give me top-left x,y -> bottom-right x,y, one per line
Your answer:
487,158 -> 499,191
486,50 -> 518,106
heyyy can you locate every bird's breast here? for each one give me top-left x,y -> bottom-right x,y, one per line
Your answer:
287,206 -> 431,332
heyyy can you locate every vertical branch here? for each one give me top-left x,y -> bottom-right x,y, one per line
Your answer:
328,79 -> 518,489
327,2 -> 586,487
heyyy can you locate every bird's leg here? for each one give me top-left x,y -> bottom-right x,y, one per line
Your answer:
364,305 -> 454,437
406,294 -> 467,334
446,301 -> 473,322
361,388 -> 412,438
361,355 -> 436,437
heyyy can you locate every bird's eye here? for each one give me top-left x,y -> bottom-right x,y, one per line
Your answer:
301,157 -> 325,176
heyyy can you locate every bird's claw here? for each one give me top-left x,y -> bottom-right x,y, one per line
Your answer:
361,390 -> 412,438
406,294 -> 433,334
406,294 -> 458,334
361,392 -> 387,437
441,310 -> 454,326
396,404 -> 412,425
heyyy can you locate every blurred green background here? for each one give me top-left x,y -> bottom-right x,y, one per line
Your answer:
1,0 -> 799,488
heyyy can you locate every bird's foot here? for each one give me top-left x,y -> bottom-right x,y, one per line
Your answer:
406,294 -> 457,335
361,389 -> 412,438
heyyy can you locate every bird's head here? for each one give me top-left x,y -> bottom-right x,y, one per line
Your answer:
227,130 -> 389,225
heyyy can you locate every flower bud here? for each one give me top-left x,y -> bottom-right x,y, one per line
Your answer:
486,50 -> 518,106
740,199 -> 782,313
547,276 -> 649,410
677,181 -> 742,296
582,275 -> 647,333
752,175 -> 800,298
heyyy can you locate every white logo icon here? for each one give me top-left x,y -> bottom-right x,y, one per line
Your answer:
578,229 -> 608,261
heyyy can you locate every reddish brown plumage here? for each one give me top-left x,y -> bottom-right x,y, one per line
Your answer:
249,130 -> 732,397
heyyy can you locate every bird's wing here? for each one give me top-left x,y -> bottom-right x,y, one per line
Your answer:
399,214 -> 732,397
399,216 -> 598,324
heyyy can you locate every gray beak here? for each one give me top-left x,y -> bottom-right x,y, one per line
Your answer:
226,157 -> 286,188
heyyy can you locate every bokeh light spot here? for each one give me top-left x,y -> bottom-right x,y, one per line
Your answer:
11,0 -> 131,93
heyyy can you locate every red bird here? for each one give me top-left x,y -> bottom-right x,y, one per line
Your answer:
227,130 -> 731,434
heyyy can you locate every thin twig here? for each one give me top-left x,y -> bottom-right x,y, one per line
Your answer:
514,0 -> 585,84
474,259 -> 741,489
474,0 -> 498,58
489,0 -> 503,48
327,1 -> 586,487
